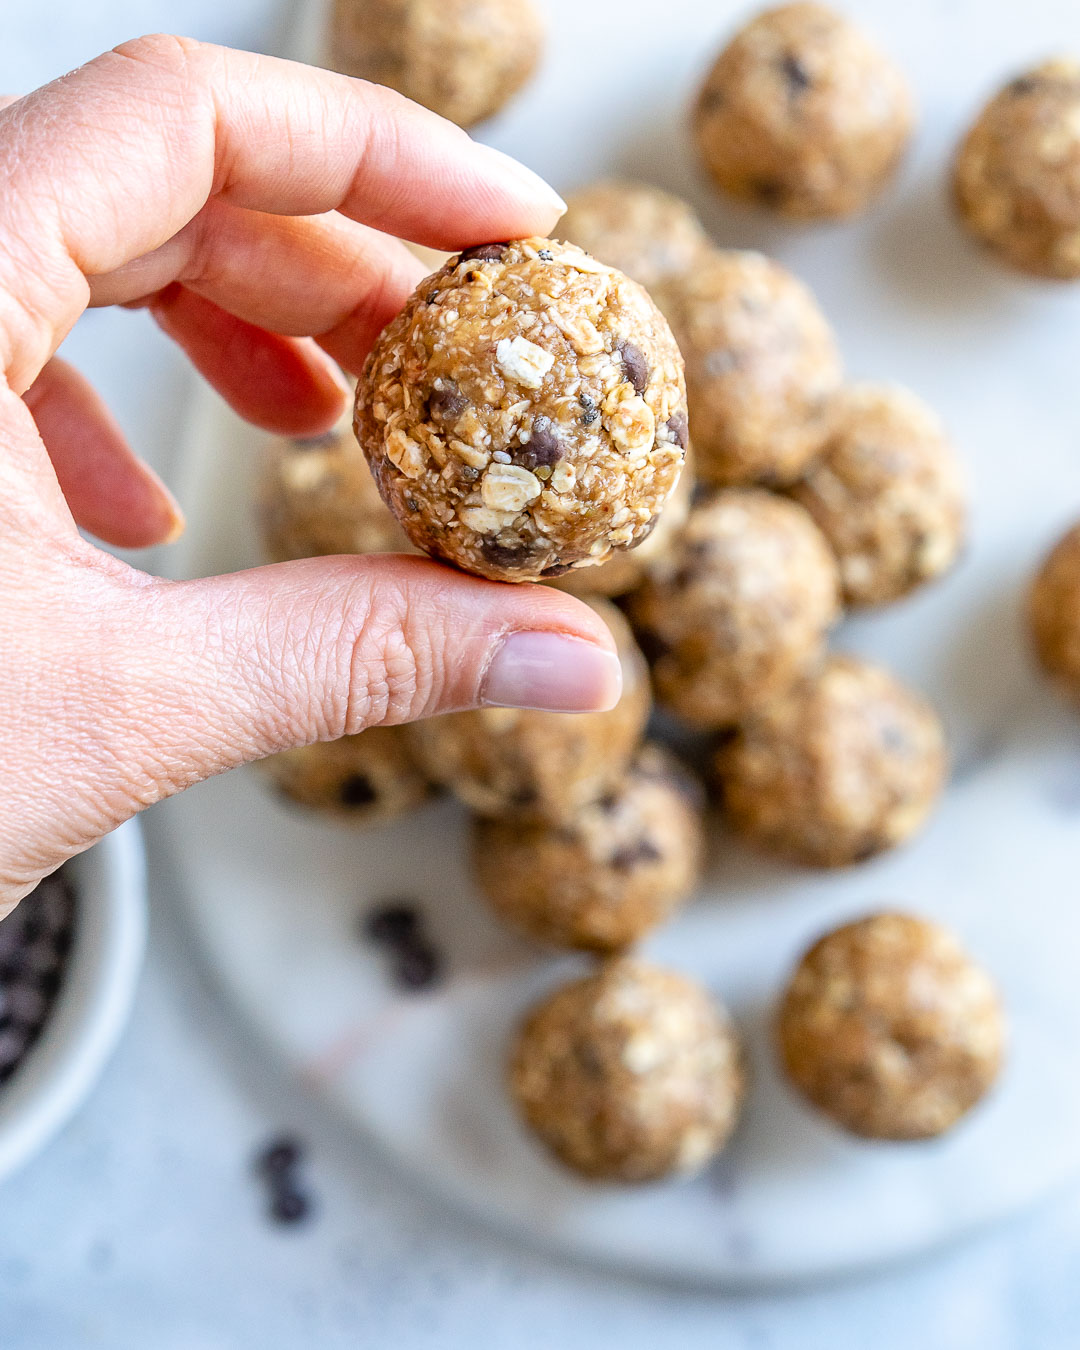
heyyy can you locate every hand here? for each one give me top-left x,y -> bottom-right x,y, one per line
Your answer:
0,35 -> 622,914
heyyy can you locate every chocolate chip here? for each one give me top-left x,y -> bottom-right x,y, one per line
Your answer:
540,562 -> 574,578
751,178 -> 786,208
255,1136 -> 305,1178
515,416 -> 564,469
339,774 -> 377,809
0,1026 -> 31,1078
610,839 -> 664,871
269,1185 -> 313,1226
460,465 -> 480,482
579,393 -> 600,426
363,902 -> 421,946
392,941 -> 443,992
6,985 -> 48,1027
666,410 -> 690,450
405,496 -> 421,512
617,341 -> 650,395
480,539 -> 533,568
458,243 -> 508,264
1007,75 -> 1040,96
780,53 -> 812,94
538,249 -> 554,261
597,792 -> 620,813
699,87 -> 725,114
427,385 -> 468,425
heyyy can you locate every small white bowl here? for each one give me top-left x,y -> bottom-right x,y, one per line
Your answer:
0,820 -> 147,1183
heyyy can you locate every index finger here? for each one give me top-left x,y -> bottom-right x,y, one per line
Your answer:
0,34 -> 565,388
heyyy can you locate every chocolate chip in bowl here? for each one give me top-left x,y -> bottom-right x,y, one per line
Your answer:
0,821 -> 146,1185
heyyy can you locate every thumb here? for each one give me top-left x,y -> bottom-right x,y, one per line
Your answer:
112,552 -> 624,798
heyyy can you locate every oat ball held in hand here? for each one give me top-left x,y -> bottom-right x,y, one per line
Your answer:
327,0 -> 543,129
406,601 -> 650,821
628,489 -> 839,730
717,655 -> 946,867
790,383 -> 967,608
509,959 -> 745,1181
778,913 -> 1004,1139
355,238 -> 688,583
471,745 -> 704,953
1028,521 -> 1080,704
261,727 -> 432,824
257,417 -> 412,562
657,250 -> 841,486
694,2 -> 914,220
953,60 -> 1080,279
557,179 -> 709,292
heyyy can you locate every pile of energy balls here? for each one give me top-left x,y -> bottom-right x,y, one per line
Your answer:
248,0 -> 1080,1183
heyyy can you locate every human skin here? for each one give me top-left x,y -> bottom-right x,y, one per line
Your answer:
0,35 -> 624,914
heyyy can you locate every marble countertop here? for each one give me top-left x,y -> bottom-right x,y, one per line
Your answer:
0,0 -> 1078,1344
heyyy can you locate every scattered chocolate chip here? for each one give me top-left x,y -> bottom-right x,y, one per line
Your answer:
579,393 -> 600,426
665,410 -> 690,450
339,774 -> 377,809
597,792 -> 620,813
617,341 -> 650,395
515,416 -> 564,469
254,1135 -> 305,1178
480,539 -> 534,568
699,87 -> 725,113
460,465 -> 480,482
270,1187 -> 313,1226
405,496 -> 421,513
458,243 -> 508,264
610,839 -> 664,871
780,53 -> 812,94
363,902 -> 421,947
690,480 -> 712,507
427,385 -> 468,425
540,562 -> 574,578
1007,75 -> 1040,96
537,249 -> 554,261
392,942 -> 443,992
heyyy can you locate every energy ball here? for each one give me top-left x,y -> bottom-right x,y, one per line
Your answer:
509,959 -> 745,1181
355,238 -> 689,583
550,454 -> 694,599
778,913 -> 1005,1139
261,727 -> 432,824
257,417 -> 411,563
1028,521 -> 1080,704
628,489 -> 840,730
471,745 -> 704,953
790,383 -> 967,608
657,249 -> 842,486
717,655 -> 946,867
327,0 -> 543,130
557,179 -> 709,293
406,601 -> 650,822
694,2 -> 914,220
953,60 -> 1080,280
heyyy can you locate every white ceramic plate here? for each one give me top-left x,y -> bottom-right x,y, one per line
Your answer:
160,0 -> 1080,1286
0,822 -> 147,1183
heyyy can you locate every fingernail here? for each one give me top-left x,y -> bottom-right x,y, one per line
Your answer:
481,631 -> 623,713
472,142 -> 567,217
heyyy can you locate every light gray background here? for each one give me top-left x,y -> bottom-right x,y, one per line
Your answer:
0,1 -> 1078,1345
